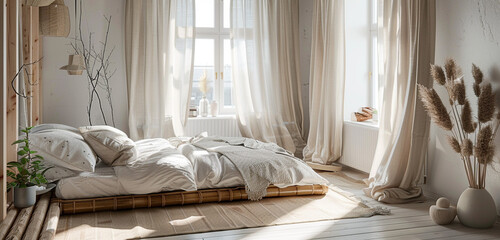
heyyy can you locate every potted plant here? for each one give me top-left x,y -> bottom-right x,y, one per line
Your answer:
418,59 -> 499,228
7,127 -> 51,208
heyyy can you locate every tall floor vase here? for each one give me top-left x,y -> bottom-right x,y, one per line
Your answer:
457,188 -> 497,228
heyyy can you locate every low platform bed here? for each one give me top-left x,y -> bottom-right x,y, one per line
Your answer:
30,124 -> 329,215
52,184 -> 328,214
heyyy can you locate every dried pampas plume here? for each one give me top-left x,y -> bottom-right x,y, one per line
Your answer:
461,138 -> 473,157
461,100 -> 475,133
199,70 -> 208,95
472,64 -> 483,84
475,125 -> 494,164
473,82 -> 481,97
448,135 -> 461,153
445,59 -> 457,81
478,83 -> 496,123
431,64 -> 446,85
454,80 -> 466,105
418,84 -> 453,130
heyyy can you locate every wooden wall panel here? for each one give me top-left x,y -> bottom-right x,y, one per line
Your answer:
21,4 -> 41,127
5,0 -> 19,219
1,0 -> 7,221
30,7 -> 40,126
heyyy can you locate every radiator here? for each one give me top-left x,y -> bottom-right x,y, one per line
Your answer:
338,121 -> 379,173
183,116 -> 242,137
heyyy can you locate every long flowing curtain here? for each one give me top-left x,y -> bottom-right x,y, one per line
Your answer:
303,0 -> 345,165
364,0 -> 436,203
125,0 -> 195,140
230,0 -> 305,154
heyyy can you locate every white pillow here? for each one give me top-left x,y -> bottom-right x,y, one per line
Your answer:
43,166 -> 79,182
79,126 -> 137,166
31,123 -> 80,134
29,128 -> 97,172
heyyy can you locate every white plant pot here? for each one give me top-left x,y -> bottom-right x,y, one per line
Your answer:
457,188 -> 497,228
14,186 -> 37,208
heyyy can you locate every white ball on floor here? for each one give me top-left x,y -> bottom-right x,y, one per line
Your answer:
430,197 -> 456,225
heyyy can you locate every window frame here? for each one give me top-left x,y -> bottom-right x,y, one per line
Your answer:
194,0 -> 234,115
369,0 -> 378,110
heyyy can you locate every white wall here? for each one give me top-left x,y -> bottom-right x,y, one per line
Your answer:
42,0 -> 128,133
426,0 -> 500,215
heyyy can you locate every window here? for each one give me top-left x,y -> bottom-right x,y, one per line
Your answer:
344,0 -> 378,121
191,0 -> 234,114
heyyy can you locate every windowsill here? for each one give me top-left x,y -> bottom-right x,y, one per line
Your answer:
188,115 -> 236,120
344,119 -> 379,129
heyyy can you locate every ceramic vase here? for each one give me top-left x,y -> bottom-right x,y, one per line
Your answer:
14,186 -> 37,208
457,188 -> 497,228
199,96 -> 209,117
211,100 -> 218,117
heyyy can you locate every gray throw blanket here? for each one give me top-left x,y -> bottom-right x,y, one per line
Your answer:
192,136 -> 308,200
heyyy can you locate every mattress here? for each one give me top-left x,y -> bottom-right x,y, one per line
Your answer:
56,163 -> 124,199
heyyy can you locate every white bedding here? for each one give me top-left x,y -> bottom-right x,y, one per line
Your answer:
56,137 -> 327,200
56,162 -> 124,199
56,139 -> 197,199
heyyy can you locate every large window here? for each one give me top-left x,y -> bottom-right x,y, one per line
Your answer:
191,0 -> 234,114
344,0 -> 378,121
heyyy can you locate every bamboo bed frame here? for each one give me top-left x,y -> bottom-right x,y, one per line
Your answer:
52,184 -> 328,215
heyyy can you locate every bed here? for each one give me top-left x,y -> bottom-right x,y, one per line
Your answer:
29,124 -> 329,214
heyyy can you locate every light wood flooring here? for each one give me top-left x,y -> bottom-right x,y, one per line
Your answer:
57,169 -> 500,240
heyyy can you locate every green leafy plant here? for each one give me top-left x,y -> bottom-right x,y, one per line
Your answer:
7,127 -> 51,190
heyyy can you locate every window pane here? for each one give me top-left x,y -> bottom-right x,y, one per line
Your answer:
195,0 -> 214,28
223,39 -> 233,106
223,0 -> 231,28
192,39 -> 215,107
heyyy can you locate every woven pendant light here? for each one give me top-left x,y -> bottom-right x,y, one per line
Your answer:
60,54 -> 86,75
24,0 -> 55,7
39,0 -> 70,37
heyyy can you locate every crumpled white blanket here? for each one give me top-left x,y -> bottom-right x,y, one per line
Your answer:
191,136 -> 328,200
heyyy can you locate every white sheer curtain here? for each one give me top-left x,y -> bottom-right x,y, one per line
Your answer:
364,0 -> 436,203
303,0 -> 345,165
230,0 -> 305,154
125,0 -> 195,140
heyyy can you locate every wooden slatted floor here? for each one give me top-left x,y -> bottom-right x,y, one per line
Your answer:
56,169 -> 500,240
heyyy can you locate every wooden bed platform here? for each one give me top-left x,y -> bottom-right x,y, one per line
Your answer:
52,184 -> 329,215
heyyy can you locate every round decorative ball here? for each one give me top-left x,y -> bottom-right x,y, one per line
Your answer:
429,197 -> 456,225
436,197 -> 450,208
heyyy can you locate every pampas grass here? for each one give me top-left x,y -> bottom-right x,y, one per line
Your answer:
199,70 -> 208,96
431,64 -> 446,85
461,101 -> 474,133
472,64 -> 483,84
418,85 -> 453,130
419,60 -> 500,189
478,83 -> 495,123
454,80 -> 466,105
448,136 -> 461,153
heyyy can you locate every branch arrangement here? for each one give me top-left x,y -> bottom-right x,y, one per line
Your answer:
419,59 -> 500,189
10,58 -> 43,99
70,0 -> 116,126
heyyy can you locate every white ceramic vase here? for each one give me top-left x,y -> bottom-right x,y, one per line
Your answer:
199,96 -> 209,117
457,188 -> 497,228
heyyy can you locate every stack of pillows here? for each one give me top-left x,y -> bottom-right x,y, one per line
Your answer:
28,124 -> 137,182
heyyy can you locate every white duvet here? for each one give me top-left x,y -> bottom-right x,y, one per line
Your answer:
56,139 -> 197,199
56,137 -> 327,199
